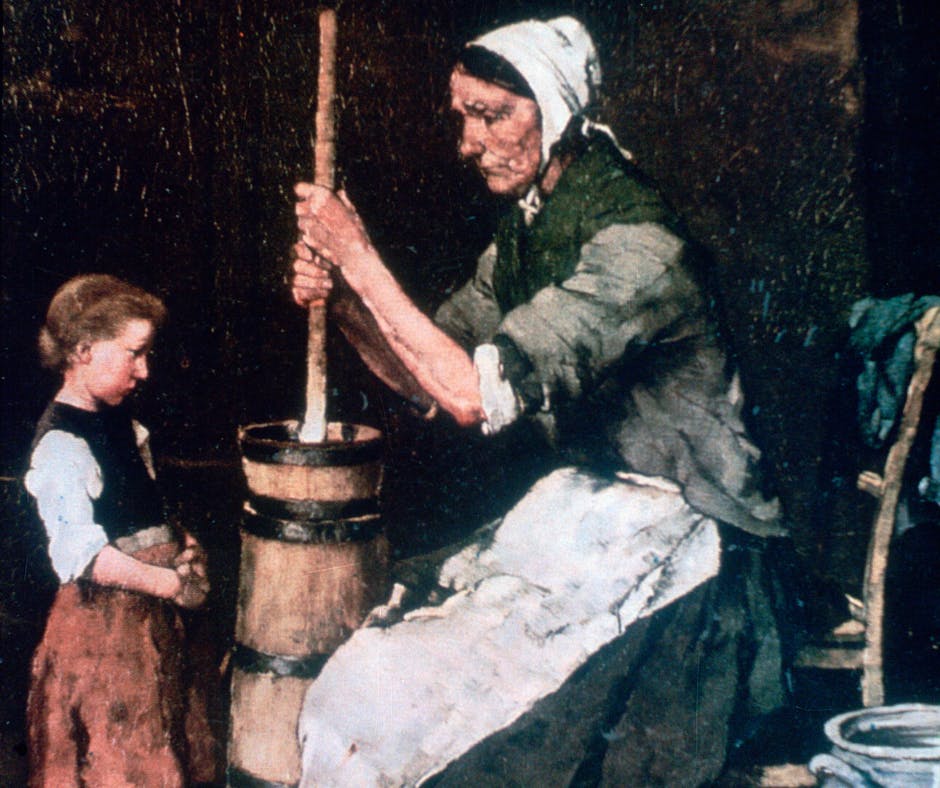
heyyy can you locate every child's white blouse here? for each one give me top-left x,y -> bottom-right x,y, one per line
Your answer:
25,421 -> 154,582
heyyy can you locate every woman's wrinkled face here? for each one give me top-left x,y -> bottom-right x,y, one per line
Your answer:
449,67 -> 542,198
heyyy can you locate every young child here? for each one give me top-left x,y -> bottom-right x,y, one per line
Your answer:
24,274 -> 219,787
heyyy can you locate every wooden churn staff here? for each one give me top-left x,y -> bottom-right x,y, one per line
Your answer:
299,7 -> 337,443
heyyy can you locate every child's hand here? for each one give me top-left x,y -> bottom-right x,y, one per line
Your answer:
172,561 -> 210,609
174,544 -> 208,579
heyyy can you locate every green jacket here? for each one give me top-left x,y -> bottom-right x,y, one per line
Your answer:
436,131 -> 782,538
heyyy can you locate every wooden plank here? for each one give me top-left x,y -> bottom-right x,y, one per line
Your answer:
794,645 -> 863,670
236,531 -> 389,656
228,670 -> 308,785
759,764 -> 816,787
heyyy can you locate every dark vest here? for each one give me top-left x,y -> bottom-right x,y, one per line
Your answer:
31,401 -> 164,542
492,131 -> 687,314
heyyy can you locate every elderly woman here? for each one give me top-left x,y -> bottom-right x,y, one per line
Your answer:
292,16 -> 789,786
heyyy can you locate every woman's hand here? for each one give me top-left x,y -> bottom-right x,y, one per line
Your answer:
290,240 -> 333,308
293,183 -> 378,289
288,182 -> 483,427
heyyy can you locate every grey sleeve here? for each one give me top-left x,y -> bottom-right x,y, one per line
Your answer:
433,243 -> 503,351
496,223 -> 703,403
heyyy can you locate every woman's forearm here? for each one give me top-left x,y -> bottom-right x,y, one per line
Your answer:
331,278 -> 436,411
341,249 -> 484,426
294,183 -> 483,425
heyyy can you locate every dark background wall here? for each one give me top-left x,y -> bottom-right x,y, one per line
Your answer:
2,0 -> 937,779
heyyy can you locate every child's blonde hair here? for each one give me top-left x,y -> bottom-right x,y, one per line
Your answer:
39,274 -> 167,372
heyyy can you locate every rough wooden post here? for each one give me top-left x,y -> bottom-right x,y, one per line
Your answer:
861,306 -> 939,707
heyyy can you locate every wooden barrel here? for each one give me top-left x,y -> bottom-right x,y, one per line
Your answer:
227,420 -> 389,788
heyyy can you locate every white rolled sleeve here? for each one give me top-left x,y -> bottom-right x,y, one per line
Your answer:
473,343 -> 522,436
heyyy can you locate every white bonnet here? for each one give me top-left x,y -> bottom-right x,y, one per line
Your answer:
469,16 -> 602,165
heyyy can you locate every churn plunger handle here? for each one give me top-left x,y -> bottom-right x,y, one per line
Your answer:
300,8 -> 337,443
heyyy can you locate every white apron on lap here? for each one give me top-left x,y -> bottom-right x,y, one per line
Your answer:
299,467 -> 721,787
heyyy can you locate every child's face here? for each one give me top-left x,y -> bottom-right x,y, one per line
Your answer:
79,318 -> 155,408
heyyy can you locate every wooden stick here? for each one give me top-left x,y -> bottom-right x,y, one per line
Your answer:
299,8 -> 337,444
861,305 -> 939,707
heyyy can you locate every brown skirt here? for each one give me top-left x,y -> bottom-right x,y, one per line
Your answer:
27,544 -> 220,787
